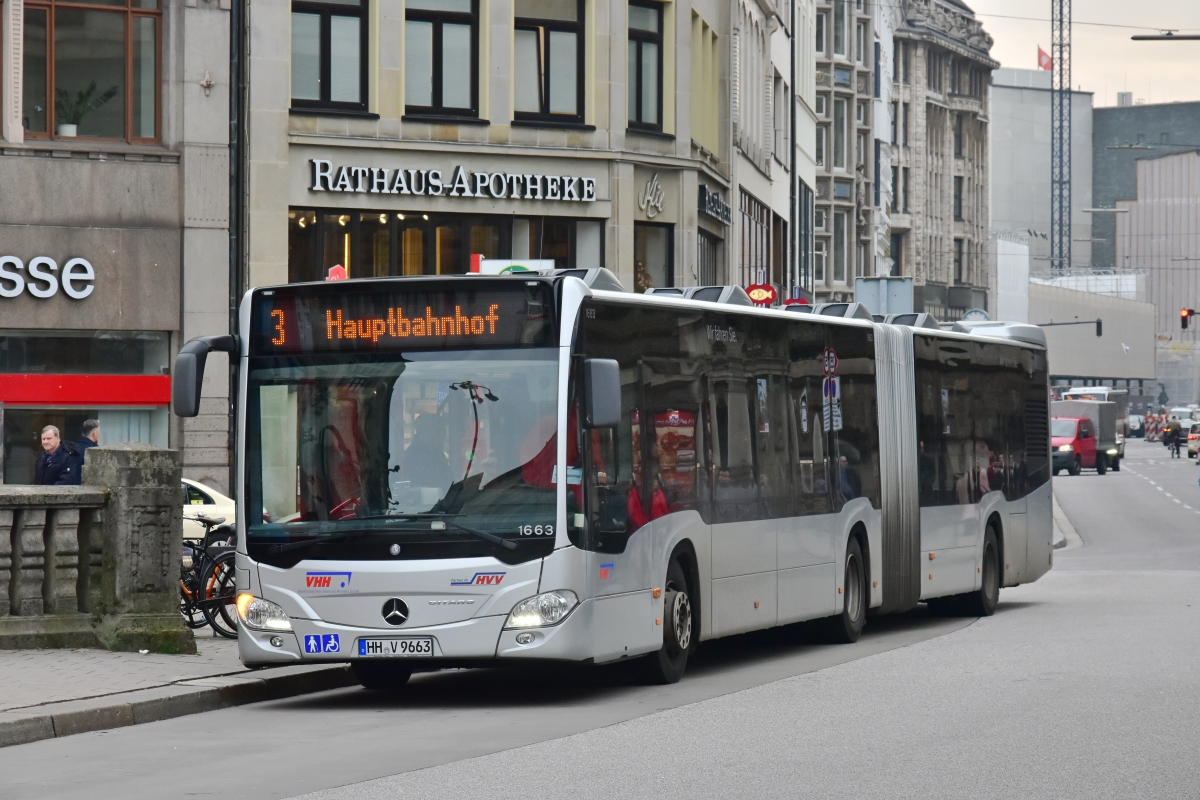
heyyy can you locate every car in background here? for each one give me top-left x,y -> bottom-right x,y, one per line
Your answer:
1052,416 -> 1102,476
1169,407 -> 1194,425
1129,415 -> 1144,438
182,478 -> 236,540
1189,422 -> 1200,459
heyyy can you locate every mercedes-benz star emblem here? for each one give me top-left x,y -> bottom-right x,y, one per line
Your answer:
382,598 -> 409,626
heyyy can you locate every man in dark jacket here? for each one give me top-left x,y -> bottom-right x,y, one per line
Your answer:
35,425 -> 77,486
73,419 -> 101,483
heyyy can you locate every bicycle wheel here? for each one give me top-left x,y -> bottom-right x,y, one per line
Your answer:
201,552 -> 239,639
180,587 -> 210,629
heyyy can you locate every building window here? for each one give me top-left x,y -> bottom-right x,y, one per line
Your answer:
890,232 -> 903,276
739,189 -> 770,286
856,101 -> 865,125
634,222 -> 673,290
22,0 -> 161,141
816,126 -> 826,168
954,113 -> 963,157
833,210 -> 847,283
691,12 -> 719,151
954,238 -> 965,283
832,0 -> 846,58
515,0 -> 584,122
902,166 -> 910,212
855,22 -> 864,65
815,209 -> 827,230
927,50 -> 942,93
815,94 -> 826,117
833,98 -> 846,169
857,242 -> 868,278
890,166 -> 898,212
405,0 -> 478,117
814,240 -> 827,284
902,102 -> 909,145
815,13 -> 825,55
627,0 -> 663,130
698,230 -> 721,285
954,176 -> 964,221
291,0 -> 368,111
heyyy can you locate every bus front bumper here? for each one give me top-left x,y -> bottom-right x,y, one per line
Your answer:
239,599 -> 600,667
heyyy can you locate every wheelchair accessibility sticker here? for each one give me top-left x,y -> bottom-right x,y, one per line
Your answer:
305,634 -> 340,654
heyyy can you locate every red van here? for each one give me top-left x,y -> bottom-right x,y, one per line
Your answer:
1052,416 -> 1102,475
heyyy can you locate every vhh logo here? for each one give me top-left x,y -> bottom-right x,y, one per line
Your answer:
306,575 -> 332,588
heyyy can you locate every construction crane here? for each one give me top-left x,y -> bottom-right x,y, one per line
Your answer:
1050,0 -> 1071,274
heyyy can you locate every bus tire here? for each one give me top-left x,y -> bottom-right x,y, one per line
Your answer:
958,526 -> 1001,617
352,661 -> 413,692
635,559 -> 694,685
822,538 -> 866,644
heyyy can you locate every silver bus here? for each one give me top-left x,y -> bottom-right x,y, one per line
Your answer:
174,271 -> 1053,688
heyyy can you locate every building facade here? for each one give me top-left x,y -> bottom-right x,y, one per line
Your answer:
248,0 -> 812,299
0,0 -> 231,489
990,68 -> 1093,273
1092,101 -> 1200,270
887,0 -> 994,320
811,0 -> 881,302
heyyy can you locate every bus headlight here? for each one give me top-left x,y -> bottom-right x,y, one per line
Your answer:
237,594 -> 293,632
504,591 -> 578,628
1058,445 -> 1073,452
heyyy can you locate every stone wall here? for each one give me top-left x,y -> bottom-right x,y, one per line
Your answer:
0,444 -> 195,652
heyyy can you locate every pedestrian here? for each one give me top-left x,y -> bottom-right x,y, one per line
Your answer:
34,425 -> 77,486
73,419 -> 100,484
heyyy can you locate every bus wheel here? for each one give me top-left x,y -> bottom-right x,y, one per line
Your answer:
823,538 -> 866,644
352,661 -> 413,692
635,559 -> 694,685
959,526 -> 1001,617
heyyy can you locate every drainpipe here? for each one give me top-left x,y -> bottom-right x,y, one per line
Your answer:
228,0 -> 248,497
789,0 -> 797,296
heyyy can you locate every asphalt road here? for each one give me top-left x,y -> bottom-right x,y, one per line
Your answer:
3,441 -> 1197,800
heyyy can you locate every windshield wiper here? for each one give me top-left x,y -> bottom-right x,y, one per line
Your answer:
268,529 -> 369,555
445,520 -> 518,551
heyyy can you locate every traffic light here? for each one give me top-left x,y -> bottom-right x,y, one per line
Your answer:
1183,309 -> 1196,330
1096,319 -> 1103,337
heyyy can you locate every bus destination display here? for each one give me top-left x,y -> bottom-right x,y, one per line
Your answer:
250,282 -> 555,354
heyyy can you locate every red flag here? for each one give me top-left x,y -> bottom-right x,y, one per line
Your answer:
1038,46 -> 1053,71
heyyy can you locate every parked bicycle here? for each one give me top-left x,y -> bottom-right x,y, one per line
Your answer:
180,514 -> 239,639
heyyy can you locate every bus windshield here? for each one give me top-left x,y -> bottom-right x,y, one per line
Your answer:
246,348 -> 560,564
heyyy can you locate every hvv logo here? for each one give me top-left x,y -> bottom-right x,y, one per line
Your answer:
305,572 -> 352,589
450,572 -> 506,586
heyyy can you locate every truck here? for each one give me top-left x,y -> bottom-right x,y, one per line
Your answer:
1061,387 -> 1128,459
1051,399 -> 1120,475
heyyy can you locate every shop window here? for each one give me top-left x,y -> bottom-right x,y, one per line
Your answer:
738,189 -> 770,287
405,0 -> 478,117
698,230 -> 721,285
22,0 -> 160,141
4,408 -> 167,485
627,0 -> 663,131
634,222 -> 672,291
514,0 -> 584,123
0,330 -> 169,374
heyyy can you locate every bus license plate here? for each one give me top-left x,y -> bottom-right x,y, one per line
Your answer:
357,638 -> 434,657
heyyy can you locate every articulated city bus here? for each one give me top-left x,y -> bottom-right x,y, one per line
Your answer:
174,271 -> 1052,687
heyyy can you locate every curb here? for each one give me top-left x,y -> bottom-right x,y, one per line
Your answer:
0,663 -> 357,749
1051,492 -> 1084,552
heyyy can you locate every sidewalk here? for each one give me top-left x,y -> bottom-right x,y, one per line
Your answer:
0,634 -> 355,748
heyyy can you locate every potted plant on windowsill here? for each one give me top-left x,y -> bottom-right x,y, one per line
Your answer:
54,81 -> 120,138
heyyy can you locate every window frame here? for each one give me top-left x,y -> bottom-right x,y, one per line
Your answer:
627,0 -> 664,132
404,0 -> 480,118
22,0 -> 163,143
513,0 -> 585,124
832,0 -> 846,58
833,97 -> 846,170
291,0 -> 370,113
954,175 -> 964,221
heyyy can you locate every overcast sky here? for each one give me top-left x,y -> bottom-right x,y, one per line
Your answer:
968,0 -> 1200,106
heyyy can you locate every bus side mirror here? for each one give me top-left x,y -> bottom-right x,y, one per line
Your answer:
584,358 -> 621,428
173,335 -> 238,417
